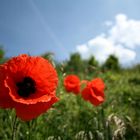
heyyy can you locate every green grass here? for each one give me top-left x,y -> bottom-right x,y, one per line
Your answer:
0,68 -> 140,140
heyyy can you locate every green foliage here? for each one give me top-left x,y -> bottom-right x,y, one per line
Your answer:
64,53 -> 84,73
102,54 -> 120,71
0,47 -> 5,58
41,52 -> 55,66
41,52 -> 54,61
64,53 -> 99,74
87,56 -> 99,72
133,64 -> 140,72
88,56 -> 98,67
0,46 -> 6,64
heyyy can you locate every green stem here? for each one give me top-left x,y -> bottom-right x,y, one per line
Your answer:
12,115 -> 17,140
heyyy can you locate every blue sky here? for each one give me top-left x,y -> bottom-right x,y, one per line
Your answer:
0,0 -> 140,65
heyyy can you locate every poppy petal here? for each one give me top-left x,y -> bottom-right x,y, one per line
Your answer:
64,75 -> 80,94
15,96 -> 58,121
4,76 -> 57,104
91,78 -> 105,92
0,67 -> 15,108
81,78 -> 105,106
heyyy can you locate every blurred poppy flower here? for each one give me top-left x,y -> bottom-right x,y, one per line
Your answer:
0,54 -> 59,121
64,75 -> 80,94
81,78 -> 105,106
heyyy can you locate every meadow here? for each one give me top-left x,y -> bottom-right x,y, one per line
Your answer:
0,52 -> 140,140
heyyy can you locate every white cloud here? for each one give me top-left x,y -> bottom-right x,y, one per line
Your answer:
76,44 -> 89,59
109,14 -> 140,48
76,13 -> 140,65
76,35 -> 136,64
113,45 -> 136,64
87,36 -> 115,63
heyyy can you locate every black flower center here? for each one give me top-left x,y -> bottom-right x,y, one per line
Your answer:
16,77 -> 36,98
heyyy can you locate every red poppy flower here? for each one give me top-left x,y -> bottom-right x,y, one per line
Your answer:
0,54 -> 59,121
81,78 -> 105,106
64,75 -> 80,94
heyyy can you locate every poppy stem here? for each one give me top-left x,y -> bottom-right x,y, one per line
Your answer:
12,115 -> 17,140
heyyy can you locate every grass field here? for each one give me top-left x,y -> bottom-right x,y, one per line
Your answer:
0,66 -> 140,140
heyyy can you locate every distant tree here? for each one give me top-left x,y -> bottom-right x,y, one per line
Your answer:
0,46 -> 5,58
102,54 -> 120,71
64,53 -> 84,73
41,52 -> 55,66
133,64 -> 140,72
87,56 -> 99,72
42,52 -> 54,60
0,46 -> 6,64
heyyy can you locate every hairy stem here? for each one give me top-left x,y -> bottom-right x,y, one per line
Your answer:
12,115 -> 17,140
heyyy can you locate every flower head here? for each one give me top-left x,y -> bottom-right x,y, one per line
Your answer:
0,54 -> 59,121
63,75 -> 80,94
81,78 -> 105,106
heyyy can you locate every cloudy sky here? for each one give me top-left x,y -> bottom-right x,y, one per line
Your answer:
0,0 -> 140,66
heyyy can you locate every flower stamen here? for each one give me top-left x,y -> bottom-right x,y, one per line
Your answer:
16,77 -> 36,97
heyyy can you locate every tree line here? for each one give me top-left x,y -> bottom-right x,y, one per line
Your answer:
0,46 -> 134,73
59,52 -> 121,74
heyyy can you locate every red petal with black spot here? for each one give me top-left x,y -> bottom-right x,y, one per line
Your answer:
0,54 -> 59,121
